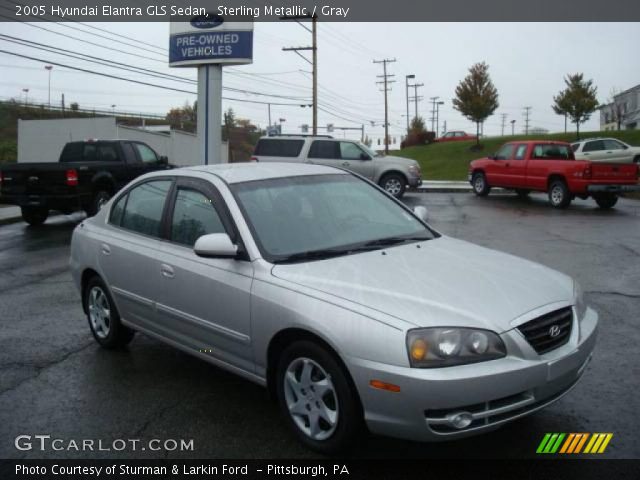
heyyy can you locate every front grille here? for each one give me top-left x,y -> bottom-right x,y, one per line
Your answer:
518,307 -> 573,354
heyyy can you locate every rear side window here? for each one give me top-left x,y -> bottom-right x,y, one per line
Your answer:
118,180 -> 172,237
59,142 -> 83,162
583,140 -> 605,152
98,144 -> 118,162
308,140 -> 340,159
170,188 -> 225,246
532,144 -> 573,160
254,139 -> 304,158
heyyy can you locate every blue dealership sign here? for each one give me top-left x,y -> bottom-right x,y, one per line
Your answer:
169,19 -> 253,67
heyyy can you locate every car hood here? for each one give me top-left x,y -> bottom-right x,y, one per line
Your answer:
271,236 -> 574,333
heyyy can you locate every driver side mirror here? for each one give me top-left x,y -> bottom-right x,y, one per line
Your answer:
194,233 -> 238,258
360,153 -> 371,160
158,155 -> 169,165
488,154 -> 496,160
413,206 -> 429,222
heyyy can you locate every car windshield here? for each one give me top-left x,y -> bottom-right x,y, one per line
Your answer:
231,174 -> 436,263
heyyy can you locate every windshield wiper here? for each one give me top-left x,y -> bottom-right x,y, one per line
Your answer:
362,235 -> 430,247
273,248 -> 351,264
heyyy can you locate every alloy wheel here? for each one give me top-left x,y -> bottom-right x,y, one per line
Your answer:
88,286 -> 111,339
283,357 -> 339,441
384,178 -> 402,196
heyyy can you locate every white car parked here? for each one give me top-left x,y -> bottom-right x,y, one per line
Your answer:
571,137 -> 640,164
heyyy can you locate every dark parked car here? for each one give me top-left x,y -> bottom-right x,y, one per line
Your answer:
0,140 -> 170,225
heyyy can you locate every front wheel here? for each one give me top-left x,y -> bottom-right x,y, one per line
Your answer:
472,172 -> 491,196
379,173 -> 406,198
594,193 -> 618,209
276,341 -> 362,454
548,180 -> 571,209
21,206 -> 49,226
84,276 -> 135,349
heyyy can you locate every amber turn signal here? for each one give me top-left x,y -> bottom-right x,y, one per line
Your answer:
410,338 -> 428,360
369,380 -> 401,393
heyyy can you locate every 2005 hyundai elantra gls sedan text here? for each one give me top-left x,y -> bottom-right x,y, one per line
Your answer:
70,163 -> 597,453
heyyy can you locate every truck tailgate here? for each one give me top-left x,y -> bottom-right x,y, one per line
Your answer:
590,163 -> 639,183
1,164 -> 72,196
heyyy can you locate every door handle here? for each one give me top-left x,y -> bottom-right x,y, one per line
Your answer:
101,244 -> 111,256
160,264 -> 175,279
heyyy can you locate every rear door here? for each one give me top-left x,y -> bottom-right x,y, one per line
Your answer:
580,140 -> 608,162
253,138 -> 305,163
98,178 -> 175,335
158,177 -> 254,371
307,139 -> 341,168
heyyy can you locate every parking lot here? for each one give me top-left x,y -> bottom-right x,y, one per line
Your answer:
0,192 -> 639,459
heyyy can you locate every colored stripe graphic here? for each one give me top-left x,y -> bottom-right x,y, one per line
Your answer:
538,433 -> 613,454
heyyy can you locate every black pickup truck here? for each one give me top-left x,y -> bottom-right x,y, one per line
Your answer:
0,139 -> 171,225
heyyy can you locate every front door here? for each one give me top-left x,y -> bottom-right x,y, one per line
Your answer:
485,144 -> 515,186
157,178 -> 254,372
338,141 -> 375,180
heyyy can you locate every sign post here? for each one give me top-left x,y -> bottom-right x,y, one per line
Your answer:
169,16 -> 253,165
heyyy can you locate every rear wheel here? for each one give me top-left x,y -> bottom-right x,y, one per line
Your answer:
548,179 -> 571,209
84,276 -> 135,349
472,172 -> 491,197
594,193 -> 618,209
515,189 -> 530,199
86,190 -> 112,217
276,341 -> 362,454
379,173 -> 406,198
21,206 -> 49,226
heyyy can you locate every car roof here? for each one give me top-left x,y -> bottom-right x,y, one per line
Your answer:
178,162 -> 346,184
505,140 -> 570,145
578,137 -> 621,142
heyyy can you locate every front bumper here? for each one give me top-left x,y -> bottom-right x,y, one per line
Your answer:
347,307 -> 598,442
408,175 -> 422,188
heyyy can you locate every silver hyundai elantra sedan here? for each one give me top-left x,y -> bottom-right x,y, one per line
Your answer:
70,163 -> 597,453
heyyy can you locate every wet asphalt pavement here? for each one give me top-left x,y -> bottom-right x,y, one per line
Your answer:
0,192 -> 639,459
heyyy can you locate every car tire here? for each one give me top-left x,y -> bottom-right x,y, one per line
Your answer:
633,155 -> 640,164
515,189 -> 530,199
276,341 -> 362,454
84,276 -> 135,349
471,172 -> 491,197
548,179 -> 571,209
379,173 -> 406,198
594,193 -> 618,209
86,190 -> 112,217
21,206 -> 49,226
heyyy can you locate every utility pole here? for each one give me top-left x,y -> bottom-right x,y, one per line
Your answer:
429,96 -> 439,133
523,106 -> 532,135
373,58 -> 396,154
267,103 -> 272,127
442,120 -> 447,136
405,74 -> 415,133
282,14 -> 317,134
501,113 -> 507,136
44,65 -> 53,108
435,101 -> 444,139
408,82 -> 424,121
61,93 -> 65,117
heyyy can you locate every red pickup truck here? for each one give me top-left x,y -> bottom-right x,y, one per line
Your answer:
469,140 -> 640,208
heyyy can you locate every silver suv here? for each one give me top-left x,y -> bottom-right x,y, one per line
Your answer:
252,135 -> 422,198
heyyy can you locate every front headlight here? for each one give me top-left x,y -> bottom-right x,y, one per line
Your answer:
407,327 -> 506,368
408,164 -> 421,175
574,281 -> 587,321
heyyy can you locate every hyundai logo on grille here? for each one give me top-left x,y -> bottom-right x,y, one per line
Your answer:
548,325 -> 561,338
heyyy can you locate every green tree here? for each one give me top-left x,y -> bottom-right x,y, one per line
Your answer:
552,73 -> 598,140
409,116 -> 427,135
452,62 -> 499,147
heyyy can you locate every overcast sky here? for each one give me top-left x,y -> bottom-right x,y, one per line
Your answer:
1,22 -> 639,142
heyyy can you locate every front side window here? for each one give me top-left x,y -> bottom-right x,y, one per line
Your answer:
170,188 -> 225,246
119,180 -> 172,237
134,143 -> 158,164
232,174 -> 436,263
339,142 -> 367,160
495,144 -> 514,160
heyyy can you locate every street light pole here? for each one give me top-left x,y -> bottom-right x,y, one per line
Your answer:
22,88 -> 29,106
510,119 -> 516,135
405,74 -> 414,133
44,65 -> 53,108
